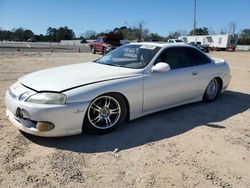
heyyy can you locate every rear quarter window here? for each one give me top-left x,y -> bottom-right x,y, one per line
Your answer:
186,47 -> 211,65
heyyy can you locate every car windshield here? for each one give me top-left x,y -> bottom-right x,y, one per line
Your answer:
96,44 -> 161,69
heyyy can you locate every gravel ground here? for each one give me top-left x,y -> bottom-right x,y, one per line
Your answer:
0,51 -> 249,188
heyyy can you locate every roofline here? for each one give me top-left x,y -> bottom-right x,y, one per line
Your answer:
128,42 -> 190,48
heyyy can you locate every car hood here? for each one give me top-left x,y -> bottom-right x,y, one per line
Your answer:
19,62 -> 142,92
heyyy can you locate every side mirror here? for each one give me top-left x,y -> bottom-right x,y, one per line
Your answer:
151,62 -> 170,73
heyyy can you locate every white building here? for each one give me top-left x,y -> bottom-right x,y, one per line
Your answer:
179,34 -> 238,50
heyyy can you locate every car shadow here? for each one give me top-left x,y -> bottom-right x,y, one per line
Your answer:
23,90 -> 250,153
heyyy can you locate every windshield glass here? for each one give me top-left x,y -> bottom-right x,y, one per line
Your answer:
96,44 -> 161,69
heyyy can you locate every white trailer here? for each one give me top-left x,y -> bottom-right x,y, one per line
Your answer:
179,34 -> 238,51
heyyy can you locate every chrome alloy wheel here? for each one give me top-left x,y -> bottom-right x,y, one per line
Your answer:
206,79 -> 219,100
87,96 -> 121,129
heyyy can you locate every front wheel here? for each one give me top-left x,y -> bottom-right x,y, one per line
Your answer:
91,46 -> 96,54
203,78 -> 220,102
83,94 -> 127,134
102,47 -> 106,55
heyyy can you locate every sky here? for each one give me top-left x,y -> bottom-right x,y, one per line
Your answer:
0,0 -> 250,37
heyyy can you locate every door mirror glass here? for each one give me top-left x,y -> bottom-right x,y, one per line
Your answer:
151,62 -> 170,73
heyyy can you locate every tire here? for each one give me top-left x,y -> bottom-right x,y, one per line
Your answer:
83,93 -> 127,134
91,46 -> 96,54
102,47 -> 106,55
203,78 -> 221,102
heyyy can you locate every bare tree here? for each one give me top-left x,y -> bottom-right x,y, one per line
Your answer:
208,27 -> 217,35
84,30 -> 97,39
168,31 -> 181,39
178,30 -> 188,36
126,20 -> 149,41
220,29 -> 226,34
228,22 -> 237,35
222,22 -> 237,35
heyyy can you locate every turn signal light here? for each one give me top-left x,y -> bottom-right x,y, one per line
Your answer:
36,122 -> 54,132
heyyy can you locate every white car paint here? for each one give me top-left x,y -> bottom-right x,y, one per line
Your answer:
19,62 -> 141,92
5,42 -> 231,137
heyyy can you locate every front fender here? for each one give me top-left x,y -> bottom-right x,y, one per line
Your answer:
64,76 -> 144,120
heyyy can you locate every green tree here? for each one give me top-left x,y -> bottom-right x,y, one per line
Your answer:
34,34 -> 46,41
13,27 -> 24,41
46,26 -> 75,41
23,29 -> 34,40
238,28 -> 250,45
47,27 -> 57,41
146,33 -> 165,41
240,28 -> 250,38
189,27 -> 209,35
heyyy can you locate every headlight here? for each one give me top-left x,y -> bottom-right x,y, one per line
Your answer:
26,92 -> 66,104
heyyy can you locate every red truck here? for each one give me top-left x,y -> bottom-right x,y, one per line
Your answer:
89,35 -> 123,55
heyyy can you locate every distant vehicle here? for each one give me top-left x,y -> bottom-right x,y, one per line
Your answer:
80,38 -> 87,44
27,38 -> 36,42
179,34 -> 238,51
90,35 -> 123,55
167,39 -> 185,43
189,41 -> 210,53
146,38 -> 159,42
5,42 -> 231,137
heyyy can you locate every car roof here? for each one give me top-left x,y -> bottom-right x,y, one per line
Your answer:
129,42 -> 189,48
128,42 -> 213,61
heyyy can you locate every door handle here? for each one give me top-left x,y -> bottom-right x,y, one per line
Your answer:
192,71 -> 198,76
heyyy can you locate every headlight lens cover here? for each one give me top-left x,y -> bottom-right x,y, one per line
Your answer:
26,92 -> 66,104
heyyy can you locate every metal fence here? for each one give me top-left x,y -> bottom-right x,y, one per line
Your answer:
236,45 -> 250,51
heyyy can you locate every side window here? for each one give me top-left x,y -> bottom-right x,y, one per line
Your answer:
219,37 -> 222,44
96,37 -> 101,42
156,47 -> 192,69
186,47 -> 211,65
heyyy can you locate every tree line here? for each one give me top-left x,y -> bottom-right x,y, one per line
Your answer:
0,26 -> 76,42
84,25 -> 250,45
237,29 -> 250,45
1,24 -> 250,45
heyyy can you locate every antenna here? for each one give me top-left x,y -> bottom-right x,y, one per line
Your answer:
193,0 -> 197,35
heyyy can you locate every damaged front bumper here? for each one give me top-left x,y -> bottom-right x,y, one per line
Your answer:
5,83 -> 89,137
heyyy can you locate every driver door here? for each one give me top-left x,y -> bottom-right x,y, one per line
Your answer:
143,47 -> 200,113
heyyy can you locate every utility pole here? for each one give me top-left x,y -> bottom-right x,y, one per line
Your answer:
193,0 -> 197,35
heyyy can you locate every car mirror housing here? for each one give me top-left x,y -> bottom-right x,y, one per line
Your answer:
151,62 -> 170,73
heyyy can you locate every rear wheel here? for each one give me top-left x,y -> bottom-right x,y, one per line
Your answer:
83,94 -> 127,134
203,78 -> 221,102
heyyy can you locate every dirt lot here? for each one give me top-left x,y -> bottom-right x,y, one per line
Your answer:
0,51 -> 249,188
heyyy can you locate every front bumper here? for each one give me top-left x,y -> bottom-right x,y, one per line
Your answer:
5,87 -> 89,137
106,45 -> 119,53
